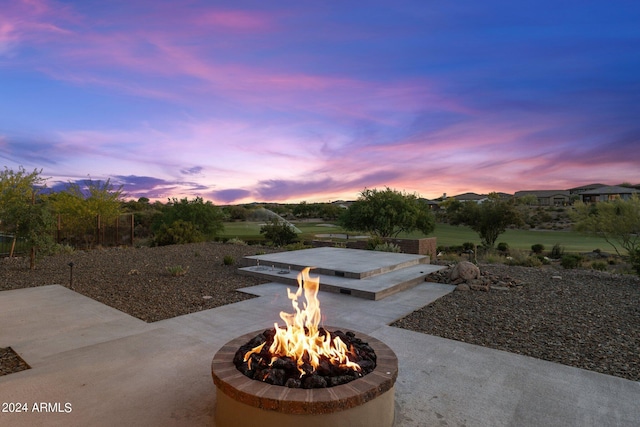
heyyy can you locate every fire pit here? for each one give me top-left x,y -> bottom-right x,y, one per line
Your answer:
211,268 -> 398,427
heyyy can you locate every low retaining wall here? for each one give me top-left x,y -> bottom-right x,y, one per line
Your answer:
309,237 -> 437,257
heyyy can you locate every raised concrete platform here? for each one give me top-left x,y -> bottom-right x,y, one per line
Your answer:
239,247 -> 442,300
241,247 -> 430,279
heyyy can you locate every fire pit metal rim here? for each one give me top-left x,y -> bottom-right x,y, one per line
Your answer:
211,327 -> 398,415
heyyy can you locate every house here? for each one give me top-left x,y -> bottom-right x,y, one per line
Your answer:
579,185 -> 640,203
420,199 -> 441,210
568,183 -> 607,195
514,190 -> 571,206
494,192 -> 513,200
451,192 -> 488,203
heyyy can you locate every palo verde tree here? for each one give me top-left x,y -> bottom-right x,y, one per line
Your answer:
339,187 -> 435,238
447,193 -> 522,248
572,195 -> 640,274
48,178 -> 124,246
0,167 -> 56,269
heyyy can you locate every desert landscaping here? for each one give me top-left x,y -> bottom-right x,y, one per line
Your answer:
2,241 -> 638,382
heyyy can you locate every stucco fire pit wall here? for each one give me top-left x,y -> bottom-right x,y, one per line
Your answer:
211,329 -> 398,427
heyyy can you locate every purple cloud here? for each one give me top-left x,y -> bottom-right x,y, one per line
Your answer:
254,170 -> 402,201
211,188 -> 252,204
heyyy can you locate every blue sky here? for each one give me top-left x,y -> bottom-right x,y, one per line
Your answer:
1,0 -> 638,203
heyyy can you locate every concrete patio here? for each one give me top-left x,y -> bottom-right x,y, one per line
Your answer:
1,278 -> 639,426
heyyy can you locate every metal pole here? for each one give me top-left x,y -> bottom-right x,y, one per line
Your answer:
130,213 -> 134,246
68,262 -> 74,288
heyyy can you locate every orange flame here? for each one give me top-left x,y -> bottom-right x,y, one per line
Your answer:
246,267 -> 361,376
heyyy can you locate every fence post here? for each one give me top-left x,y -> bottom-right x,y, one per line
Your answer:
130,213 -> 134,246
96,214 -> 101,246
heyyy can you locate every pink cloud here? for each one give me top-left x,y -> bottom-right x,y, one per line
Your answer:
0,0 -> 74,39
194,10 -> 276,32
4,1 -> 472,138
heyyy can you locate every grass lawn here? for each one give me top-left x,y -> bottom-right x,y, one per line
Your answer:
220,221 -> 616,254
220,221 -> 349,242
406,223 -> 617,254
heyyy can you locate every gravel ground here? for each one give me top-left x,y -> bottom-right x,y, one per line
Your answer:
392,263 -> 640,382
2,244 -> 639,382
0,347 -> 30,376
1,242 -> 279,322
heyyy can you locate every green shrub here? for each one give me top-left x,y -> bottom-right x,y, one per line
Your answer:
482,253 -> 501,264
223,255 -> 235,266
531,243 -> 545,254
151,196 -> 223,239
367,236 -> 385,250
505,250 -> 542,267
227,237 -> 247,245
462,242 -> 475,252
374,242 -> 402,253
444,245 -> 464,254
540,212 -> 553,221
591,261 -> 607,271
523,256 -> 543,267
537,255 -> 551,265
285,242 -> 311,251
630,248 -> 640,275
550,243 -> 565,259
52,243 -> 76,255
166,265 -> 189,276
259,219 -> 297,246
496,242 -> 509,253
438,252 -> 462,263
153,220 -> 203,246
561,254 -> 582,269
504,249 -> 528,266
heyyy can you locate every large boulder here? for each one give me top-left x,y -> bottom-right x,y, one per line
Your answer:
449,261 -> 480,282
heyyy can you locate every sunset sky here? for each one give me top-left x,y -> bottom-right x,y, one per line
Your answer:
1,0 -> 639,204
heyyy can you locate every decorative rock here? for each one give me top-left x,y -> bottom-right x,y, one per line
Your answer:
552,276 -> 562,280
455,284 -> 470,291
450,261 -> 480,281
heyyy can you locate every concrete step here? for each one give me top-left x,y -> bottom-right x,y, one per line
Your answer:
238,263 -> 445,300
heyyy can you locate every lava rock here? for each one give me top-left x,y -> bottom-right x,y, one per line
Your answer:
233,328 -> 377,389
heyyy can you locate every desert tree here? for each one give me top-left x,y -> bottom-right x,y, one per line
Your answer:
448,193 -> 522,248
260,218 -> 298,246
48,178 -> 124,246
572,196 -> 640,274
0,167 -> 55,268
152,197 -> 224,245
339,187 -> 435,238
